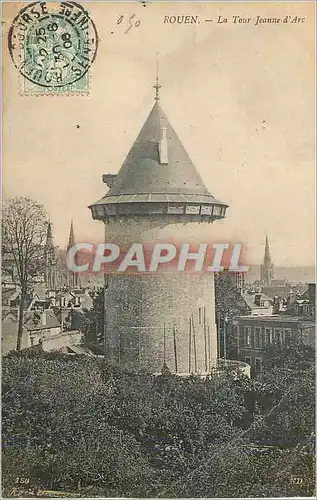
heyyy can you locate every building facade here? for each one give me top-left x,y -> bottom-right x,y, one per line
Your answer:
236,314 -> 315,374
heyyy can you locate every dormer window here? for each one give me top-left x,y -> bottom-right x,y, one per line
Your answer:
159,127 -> 168,164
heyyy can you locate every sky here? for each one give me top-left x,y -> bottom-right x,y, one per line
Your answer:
2,1 -> 315,266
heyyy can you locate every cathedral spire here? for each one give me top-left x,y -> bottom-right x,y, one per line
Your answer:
46,220 -> 53,247
67,219 -> 75,250
260,234 -> 274,285
153,52 -> 161,102
67,220 -> 79,290
44,221 -> 57,290
264,234 -> 271,261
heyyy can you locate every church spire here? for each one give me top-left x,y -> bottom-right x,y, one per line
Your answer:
264,234 -> 271,261
260,234 -> 274,285
67,219 -> 75,250
153,53 -> 161,102
44,221 -> 57,290
66,220 -> 79,290
46,221 -> 54,247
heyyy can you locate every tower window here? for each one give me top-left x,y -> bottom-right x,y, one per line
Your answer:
213,206 -> 222,216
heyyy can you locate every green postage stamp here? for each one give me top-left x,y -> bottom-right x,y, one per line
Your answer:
8,1 -> 98,94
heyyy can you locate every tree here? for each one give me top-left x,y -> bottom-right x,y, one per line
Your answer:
250,339 -> 315,447
262,336 -> 315,371
2,352 -> 315,497
2,197 -> 48,350
214,272 -> 246,358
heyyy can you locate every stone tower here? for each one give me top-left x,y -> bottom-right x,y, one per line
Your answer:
44,221 -> 57,290
67,220 -> 79,290
260,235 -> 274,285
89,81 -> 228,374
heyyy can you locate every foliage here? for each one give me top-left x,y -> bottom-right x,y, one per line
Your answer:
262,336 -> 315,371
81,289 -> 105,354
214,272 -> 246,358
2,197 -> 48,349
2,351 -> 315,498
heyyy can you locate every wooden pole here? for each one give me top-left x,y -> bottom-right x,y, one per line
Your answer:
163,322 -> 166,363
188,317 -> 192,373
173,325 -> 178,373
138,328 -> 141,369
103,276 -> 107,360
207,323 -> 211,371
203,306 -> 208,372
224,317 -> 227,364
60,301 -> 63,334
217,312 -> 221,359
192,314 -> 197,373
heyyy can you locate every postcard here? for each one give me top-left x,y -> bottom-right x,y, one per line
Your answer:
1,1 -> 315,498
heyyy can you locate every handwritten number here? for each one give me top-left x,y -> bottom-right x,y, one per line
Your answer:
116,14 -> 141,34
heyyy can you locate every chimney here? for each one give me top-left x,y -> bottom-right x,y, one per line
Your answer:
254,294 -> 261,306
273,296 -> 280,314
159,127 -> 168,164
102,174 -> 117,188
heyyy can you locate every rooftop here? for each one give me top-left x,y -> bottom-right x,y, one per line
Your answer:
106,102 -> 217,199
90,96 -> 227,221
238,314 -> 315,324
24,310 -> 61,331
241,292 -> 272,310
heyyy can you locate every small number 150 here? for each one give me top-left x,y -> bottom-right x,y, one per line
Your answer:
15,477 -> 30,484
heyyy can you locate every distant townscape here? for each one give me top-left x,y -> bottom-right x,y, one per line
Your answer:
2,218 -> 101,356
2,218 -> 315,378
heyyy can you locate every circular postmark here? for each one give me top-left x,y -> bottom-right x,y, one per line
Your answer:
8,1 -> 98,88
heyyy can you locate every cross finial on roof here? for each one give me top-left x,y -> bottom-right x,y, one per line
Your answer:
153,52 -> 161,101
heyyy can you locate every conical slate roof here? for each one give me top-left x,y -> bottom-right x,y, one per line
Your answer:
107,102 -> 211,198
90,98 -> 228,222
